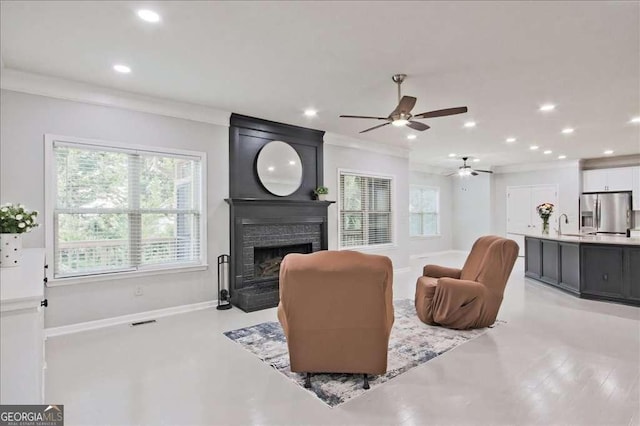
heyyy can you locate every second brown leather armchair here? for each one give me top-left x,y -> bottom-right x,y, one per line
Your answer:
415,236 -> 519,330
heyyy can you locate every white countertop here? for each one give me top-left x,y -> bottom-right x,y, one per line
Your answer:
0,248 -> 45,312
521,233 -> 640,246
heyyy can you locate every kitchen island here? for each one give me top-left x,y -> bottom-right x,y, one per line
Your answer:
524,233 -> 640,306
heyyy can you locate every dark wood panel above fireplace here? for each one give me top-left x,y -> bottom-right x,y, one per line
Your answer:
229,113 -> 325,200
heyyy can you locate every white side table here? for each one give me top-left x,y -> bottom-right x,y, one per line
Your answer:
0,248 -> 46,404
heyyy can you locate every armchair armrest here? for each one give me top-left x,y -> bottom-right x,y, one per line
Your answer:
423,264 -> 462,279
437,277 -> 486,299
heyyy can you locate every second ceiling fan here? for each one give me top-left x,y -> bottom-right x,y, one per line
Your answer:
340,74 -> 468,133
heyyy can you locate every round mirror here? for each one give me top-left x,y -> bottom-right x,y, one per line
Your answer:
256,141 -> 303,196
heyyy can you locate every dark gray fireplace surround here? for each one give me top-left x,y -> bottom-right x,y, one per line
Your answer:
226,114 -> 331,312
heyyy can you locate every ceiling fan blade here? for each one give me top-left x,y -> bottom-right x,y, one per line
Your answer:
359,122 -> 391,134
406,121 -> 430,131
445,171 -> 458,176
413,106 -> 468,119
390,96 -> 417,116
340,115 -> 389,120
475,169 -> 494,174
471,171 -> 479,176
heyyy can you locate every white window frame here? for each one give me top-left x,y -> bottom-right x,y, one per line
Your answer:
44,134 -> 208,286
337,168 -> 396,251
410,185 -> 441,238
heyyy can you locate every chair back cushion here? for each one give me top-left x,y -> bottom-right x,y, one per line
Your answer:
278,250 -> 394,374
461,236 -> 519,295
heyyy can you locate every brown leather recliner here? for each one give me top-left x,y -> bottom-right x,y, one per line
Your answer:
415,236 -> 519,330
277,250 -> 394,389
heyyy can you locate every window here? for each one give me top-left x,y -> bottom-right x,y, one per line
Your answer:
47,136 -> 205,279
410,186 -> 439,237
339,171 -> 393,248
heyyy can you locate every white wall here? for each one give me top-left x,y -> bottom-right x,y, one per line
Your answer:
323,143 -> 411,270
452,173 -> 492,250
408,170 -> 453,256
492,165 -> 581,237
0,90 -> 229,328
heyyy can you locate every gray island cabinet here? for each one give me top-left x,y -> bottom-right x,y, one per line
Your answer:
524,234 -> 640,306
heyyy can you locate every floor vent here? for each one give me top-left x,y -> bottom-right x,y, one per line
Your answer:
130,319 -> 157,327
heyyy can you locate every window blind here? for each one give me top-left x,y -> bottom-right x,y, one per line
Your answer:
339,172 -> 392,248
53,141 -> 203,278
409,186 -> 439,236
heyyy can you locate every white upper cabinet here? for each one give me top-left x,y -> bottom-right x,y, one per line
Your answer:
582,167 -> 633,192
632,166 -> 640,211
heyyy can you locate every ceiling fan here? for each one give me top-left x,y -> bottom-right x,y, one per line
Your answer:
447,157 -> 494,177
339,74 -> 468,133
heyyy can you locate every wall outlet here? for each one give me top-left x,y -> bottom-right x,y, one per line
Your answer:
135,286 -> 144,296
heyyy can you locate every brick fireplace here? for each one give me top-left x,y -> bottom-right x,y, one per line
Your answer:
225,114 -> 331,312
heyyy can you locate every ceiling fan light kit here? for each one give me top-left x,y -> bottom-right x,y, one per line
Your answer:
339,74 -> 468,133
448,157 -> 494,178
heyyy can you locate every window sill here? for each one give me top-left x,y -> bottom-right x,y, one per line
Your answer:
47,264 -> 209,287
411,234 -> 442,240
339,243 -> 398,253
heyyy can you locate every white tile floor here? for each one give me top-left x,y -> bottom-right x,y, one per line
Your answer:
45,253 -> 640,426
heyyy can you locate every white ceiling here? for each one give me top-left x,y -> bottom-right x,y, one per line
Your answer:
1,1 -> 639,169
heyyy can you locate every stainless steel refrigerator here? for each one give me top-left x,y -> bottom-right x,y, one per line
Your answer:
580,192 -> 632,234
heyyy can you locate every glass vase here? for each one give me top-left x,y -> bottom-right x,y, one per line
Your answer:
542,219 -> 550,235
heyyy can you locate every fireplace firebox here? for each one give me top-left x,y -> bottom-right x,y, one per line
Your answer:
254,243 -> 312,279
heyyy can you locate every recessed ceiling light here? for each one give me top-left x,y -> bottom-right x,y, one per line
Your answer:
561,128 -> 574,134
506,137 -> 516,143
267,166 -> 275,172
304,109 -> 317,117
137,9 -> 161,23
630,117 -> 640,124
544,150 -> 552,154
473,158 -> 480,163
288,161 -> 296,166
407,134 -> 417,140
539,104 -> 556,112
448,153 -> 457,158
463,121 -> 476,128
604,150 -> 614,155
558,155 -> 567,159
113,64 -> 131,74
530,145 -> 539,150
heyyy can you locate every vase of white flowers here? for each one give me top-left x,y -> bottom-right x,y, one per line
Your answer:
536,202 -> 554,236
0,203 -> 39,268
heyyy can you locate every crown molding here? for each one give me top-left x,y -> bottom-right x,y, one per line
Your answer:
493,159 -> 579,174
409,161 -> 450,175
0,68 -> 230,127
323,132 -> 410,159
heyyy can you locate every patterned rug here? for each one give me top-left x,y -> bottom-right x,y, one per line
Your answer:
223,299 -> 501,407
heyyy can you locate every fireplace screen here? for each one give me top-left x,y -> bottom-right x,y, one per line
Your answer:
254,243 -> 312,279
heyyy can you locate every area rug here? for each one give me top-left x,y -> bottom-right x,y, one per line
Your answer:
223,299 -> 501,407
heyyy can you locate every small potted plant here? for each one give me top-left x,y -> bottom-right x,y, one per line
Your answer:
0,203 -> 39,268
314,186 -> 329,201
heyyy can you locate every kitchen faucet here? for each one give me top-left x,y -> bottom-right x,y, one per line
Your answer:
558,213 -> 569,235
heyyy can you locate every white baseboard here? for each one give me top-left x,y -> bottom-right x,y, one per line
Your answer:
45,300 -> 217,338
393,267 -> 412,275
410,250 -> 462,260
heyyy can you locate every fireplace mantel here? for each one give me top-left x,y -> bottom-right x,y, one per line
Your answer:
225,198 -> 335,207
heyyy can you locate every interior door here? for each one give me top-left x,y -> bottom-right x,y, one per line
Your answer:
507,187 -> 532,257
530,185 -> 558,232
507,187 -> 532,234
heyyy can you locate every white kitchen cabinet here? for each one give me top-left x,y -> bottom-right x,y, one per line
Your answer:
0,249 -> 46,404
583,167 -> 633,192
633,166 -> 640,211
